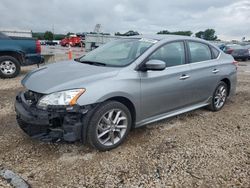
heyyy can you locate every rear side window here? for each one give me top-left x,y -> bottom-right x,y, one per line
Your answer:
149,42 -> 185,67
211,47 -> 220,58
188,42 -> 212,63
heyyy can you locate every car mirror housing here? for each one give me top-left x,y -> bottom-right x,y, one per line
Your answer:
144,59 -> 166,71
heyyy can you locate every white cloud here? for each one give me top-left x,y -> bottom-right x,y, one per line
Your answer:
0,0 -> 249,40
114,4 -> 125,13
184,0 -> 250,40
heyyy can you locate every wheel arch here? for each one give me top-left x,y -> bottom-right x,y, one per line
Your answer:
221,78 -> 231,96
0,51 -> 24,64
105,96 -> 136,128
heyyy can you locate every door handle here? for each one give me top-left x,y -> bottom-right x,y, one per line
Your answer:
212,69 -> 220,74
179,74 -> 190,80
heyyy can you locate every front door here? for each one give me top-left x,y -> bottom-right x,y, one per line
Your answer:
140,41 -> 193,120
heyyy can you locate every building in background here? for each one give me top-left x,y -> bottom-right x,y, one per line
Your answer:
0,28 -> 32,38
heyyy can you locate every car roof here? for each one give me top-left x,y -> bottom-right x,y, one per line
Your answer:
129,34 -> 206,42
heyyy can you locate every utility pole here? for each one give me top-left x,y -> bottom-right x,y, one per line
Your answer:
52,24 -> 54,40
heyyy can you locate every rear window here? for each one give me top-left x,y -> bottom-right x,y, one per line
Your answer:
188,42 -> 212,63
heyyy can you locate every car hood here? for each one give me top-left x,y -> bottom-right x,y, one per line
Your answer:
22,60 -> 120,94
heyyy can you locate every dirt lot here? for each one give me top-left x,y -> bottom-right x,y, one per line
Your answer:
0,61 -> 250,187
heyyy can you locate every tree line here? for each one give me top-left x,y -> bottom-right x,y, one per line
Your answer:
157,29 -> 218,41
32,31 -> 65,41
116,28 -> 218,41
33,28 -> 218,41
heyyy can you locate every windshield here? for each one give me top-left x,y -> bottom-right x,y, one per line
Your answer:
79,39 -> 156,67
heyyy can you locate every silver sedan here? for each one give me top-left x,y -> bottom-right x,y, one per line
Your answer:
15,35 -> 237,151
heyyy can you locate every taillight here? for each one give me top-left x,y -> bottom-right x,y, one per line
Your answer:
232,61 -> 238,70
36,40 -> 41,54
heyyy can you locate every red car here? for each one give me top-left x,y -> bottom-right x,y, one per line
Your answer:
60,36 -> 81,47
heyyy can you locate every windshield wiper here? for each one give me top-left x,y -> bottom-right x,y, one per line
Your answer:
79,60 -> 106,66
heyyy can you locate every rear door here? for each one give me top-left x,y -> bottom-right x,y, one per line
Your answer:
186,41 -> 221,103
140,41 -> 193,120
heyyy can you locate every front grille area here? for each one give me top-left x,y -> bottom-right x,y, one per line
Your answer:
24,90 -> 44,106
17,117 -> 49,136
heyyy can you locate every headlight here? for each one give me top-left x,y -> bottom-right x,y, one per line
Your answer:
37,89 -> 85,109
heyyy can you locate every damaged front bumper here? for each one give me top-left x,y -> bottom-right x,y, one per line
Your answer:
15,91 -> 91,142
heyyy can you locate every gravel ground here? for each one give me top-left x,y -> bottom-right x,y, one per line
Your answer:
0,61 -> 249,187
0,178 -> 11,188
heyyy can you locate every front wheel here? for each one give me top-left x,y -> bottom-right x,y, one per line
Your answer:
207,81 -> 228,111
87,101 -> 132,151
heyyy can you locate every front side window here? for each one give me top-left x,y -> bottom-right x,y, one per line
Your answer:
188,42 -> 212,63
148,42 -> 185,67
80,39 -> 155,67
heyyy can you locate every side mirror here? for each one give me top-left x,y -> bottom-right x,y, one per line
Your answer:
144,59 -> 166,71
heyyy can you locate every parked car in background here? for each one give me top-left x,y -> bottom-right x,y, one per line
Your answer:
76,33 -> 86,47
218,44 -> 226,50
208,41 -> 225,51
244,44 -> 250,59
223,44 -> 249,61
15,35 -> 237,151
40,40 -> 46,45
60,35 -> 81,47
0,32 -> 44,78
45,40 -> 59,46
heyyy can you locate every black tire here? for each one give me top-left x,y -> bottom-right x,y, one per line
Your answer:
207,81 -> 228,112
87,101 -> 132,151
0,56 -> 20,78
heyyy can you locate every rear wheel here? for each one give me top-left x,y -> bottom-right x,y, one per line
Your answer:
207,81 -> 228,111
0,56 -> 20,78
87,101 -> 132,151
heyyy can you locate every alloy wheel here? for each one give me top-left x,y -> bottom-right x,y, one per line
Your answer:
214,85 -> 227,109
96,109 -> 128,146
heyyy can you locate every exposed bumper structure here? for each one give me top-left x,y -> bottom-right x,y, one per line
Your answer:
15,91 -> 89,142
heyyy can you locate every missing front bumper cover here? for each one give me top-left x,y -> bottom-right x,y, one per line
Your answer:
15,92 -> 90,142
